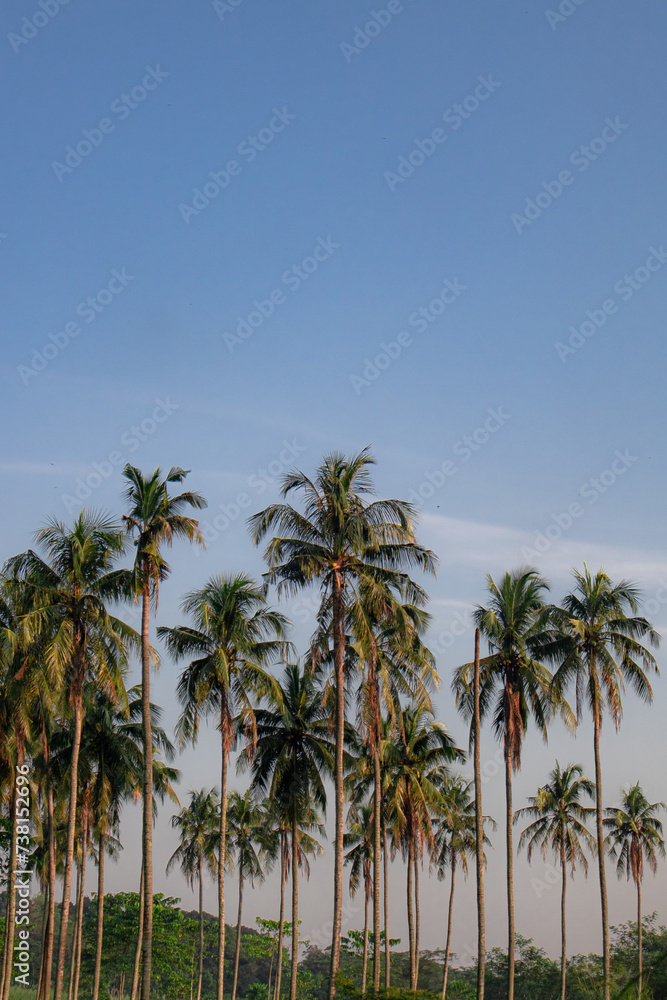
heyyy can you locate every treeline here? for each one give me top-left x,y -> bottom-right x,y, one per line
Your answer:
0,450 -> 664,1000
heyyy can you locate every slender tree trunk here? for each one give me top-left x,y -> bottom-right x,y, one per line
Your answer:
197,852 -> 204,1000
1,770 -> 18,1000
383,824 -> 390,990
38,882 -> 50,1000
560,834 -> 567,1000
361,891 -> 369,995
328,577 -> 346,1000
441,856 -> 456,1000
407,838 -> 415,991
637,877 -> 642,997
372,742 -> 382,991
71,812 -> 88,1000
592,688 -> 610,1000
130,864 -> 144,1000
92,831 -> 106,1000
473,628 -> 485,1000
504,737 -> 515,1000
290,814 -> 299,1000
231,872 -> 244,1000
68,857 -> 82,1000
54,695 -> 83,1000
43,783 -> 57,1000
274,833 -> 286,1000
217,708 -> 229,1000
140,582 -> 154,1000
414,845 -> 421,990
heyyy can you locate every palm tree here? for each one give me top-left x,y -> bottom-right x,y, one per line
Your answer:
384,705 -> 463,991
121,464 -> 205,1000
225,791 -> 268,1000
453,567 -> 559,1000
434,774 -> 494,1000
248,447 -> 437,998
344,804 -> 374,995
604,783 -> 666,996
239,661 -> 331,1000
167,788 -> 219,1000
546,566 -> 660,1000
516,762 -> 596,1000
4,512 -> 136,1000
159,573 -> 287,1000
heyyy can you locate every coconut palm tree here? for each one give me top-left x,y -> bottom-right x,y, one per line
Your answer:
4,512 -> 137,1000
515,762 -> 596,1000
384,705 -> 463,991
545,566 -> 659,1000
225,791 -> 268,1000
121,464 -> 206,1000
238,661 -> 331,1000
433,774 -> 494,1000
453,567 -> 559,1000
167,788 -> 219,1000
159,573 -> 288,1000
604,783 -> 666,997
248,448 -> 437,998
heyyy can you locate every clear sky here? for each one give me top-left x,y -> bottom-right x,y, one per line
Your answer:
2,0 -> 667,965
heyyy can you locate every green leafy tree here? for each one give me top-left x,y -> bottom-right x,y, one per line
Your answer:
604,783 -> 666,997
249,447 -> 437,999
515,762 -> 596,1000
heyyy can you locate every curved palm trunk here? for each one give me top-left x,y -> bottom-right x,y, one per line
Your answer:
383,824 -> 390,990
92,831 -> 106,1000
473,629 -> 485,1000
361,891 -> 369,995
231,872 -> 244,1000
592,685 -> 610,1000
54,694 -> 83,1000
414,846 -> 421,989
407,838 -> 415,991
504,739 -> 515,1000
130,863 -> 144,1000
217,707 -> 230,1000
560,834 -> 567,1000
197,850 -> 204,1000
0,769 -> 18,1000
441,856 -> 456,1000
290,814 -> 299,1000
328,577 -> 346,1000
273,833 -> 286,1000
140,583 -> 154,1000
637,876 -> 642,997
372,743 -> 382,991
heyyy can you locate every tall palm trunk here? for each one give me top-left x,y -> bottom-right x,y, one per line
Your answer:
197,849 -> 204,1000
441,855 -> 456,1000
361,891 -> 369,995
372,739 -> 382,991
592,670 -> 610,1000
328,577 -> 345,1000
560,834 -> 567,1000
217,706 -> 230,1000
406,837 -> 415,991
0,769 -> 19,1000
504,736 -> 515,1000
71,804 -> 89,1000
130,864 -> 144,1000
54,692 -> 84,1000
140,582 -> 154,1000
414,845 -> 421,989
231,872 -> 244,1000
473,628 -> 485,1000
92,831 -> 106,1000
290,813 -> 299,1000
273,832 -> 286,1000
43,782 -> 57,1000
38,882 -> 50,1000
637,876 -> 642,997
68,857 -> 83,1000
383,824 -> 390,989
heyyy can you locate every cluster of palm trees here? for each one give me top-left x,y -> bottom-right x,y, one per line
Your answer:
0,448 -> 664,1000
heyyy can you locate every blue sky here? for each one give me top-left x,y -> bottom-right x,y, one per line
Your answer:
2,0 -> 667,962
